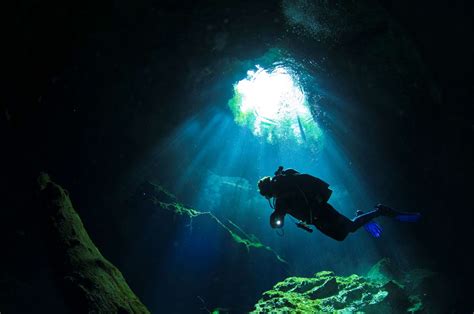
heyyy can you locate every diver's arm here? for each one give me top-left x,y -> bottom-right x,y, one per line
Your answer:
270,198 -> 287,228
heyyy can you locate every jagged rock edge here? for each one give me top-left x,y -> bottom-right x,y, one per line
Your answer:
155,200 -> 288,265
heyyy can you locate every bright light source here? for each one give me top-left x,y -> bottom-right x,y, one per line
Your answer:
229,65 -> 322,146
276,220 -> 282,226
237,66 -> 305,122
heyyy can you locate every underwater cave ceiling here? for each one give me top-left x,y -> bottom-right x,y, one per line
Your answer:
186,0 -> 434,157
4,0 -> 436,178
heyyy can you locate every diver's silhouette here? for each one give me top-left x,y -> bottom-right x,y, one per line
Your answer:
258,166 -> 421,241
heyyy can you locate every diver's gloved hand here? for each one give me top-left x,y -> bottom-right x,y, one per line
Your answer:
270,212 -> 284,228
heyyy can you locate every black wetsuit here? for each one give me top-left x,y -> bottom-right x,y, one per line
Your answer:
269,171 -> 355,241
266,169 -> 420,240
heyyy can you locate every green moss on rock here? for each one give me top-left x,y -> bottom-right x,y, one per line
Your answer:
38,173 -> 150,314
146,181 -> 287,264
252,268 -> 417,313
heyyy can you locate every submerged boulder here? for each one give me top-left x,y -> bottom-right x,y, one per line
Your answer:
366,258 -> 403,284
252,260 -> 437,313
37,173 -> 149,314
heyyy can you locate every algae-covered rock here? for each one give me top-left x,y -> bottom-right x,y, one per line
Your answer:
366,258 -> 402,284
120,181 -> 289,312
252,266 -> 424,313
38,173 -> 149,314
138,181 -> 286,264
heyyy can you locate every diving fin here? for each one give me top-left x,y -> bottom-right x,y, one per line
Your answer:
364,221 -> 383,238
356,210 -> 383,238
376,204 -> 422,222
395,213 -> 422,222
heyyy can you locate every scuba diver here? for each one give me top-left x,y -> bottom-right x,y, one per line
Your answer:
258,166 -> 421,241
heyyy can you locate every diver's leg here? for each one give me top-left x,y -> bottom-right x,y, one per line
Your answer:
353,210 -> 383,238
313,203 -> 352,241
349,209 -> 382,232
349,204 -> 421,233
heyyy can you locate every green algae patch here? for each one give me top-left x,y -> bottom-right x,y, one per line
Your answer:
252,269 -> 416,313
146,182 -> 287,265
158,201 -> 202,218
37,173 -> 149,314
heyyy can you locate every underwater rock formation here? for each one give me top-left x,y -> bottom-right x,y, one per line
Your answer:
37,173 -> 149,314
119,181 -> 289,312
252,258 -> 436,313
147,184 -> 286,263
125,181 -> 286,264
282,0 -> 389,46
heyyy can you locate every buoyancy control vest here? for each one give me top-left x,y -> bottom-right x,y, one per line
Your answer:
271,166 -> 333,205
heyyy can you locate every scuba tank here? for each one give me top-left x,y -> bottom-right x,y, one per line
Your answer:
273,166 -> 332,204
